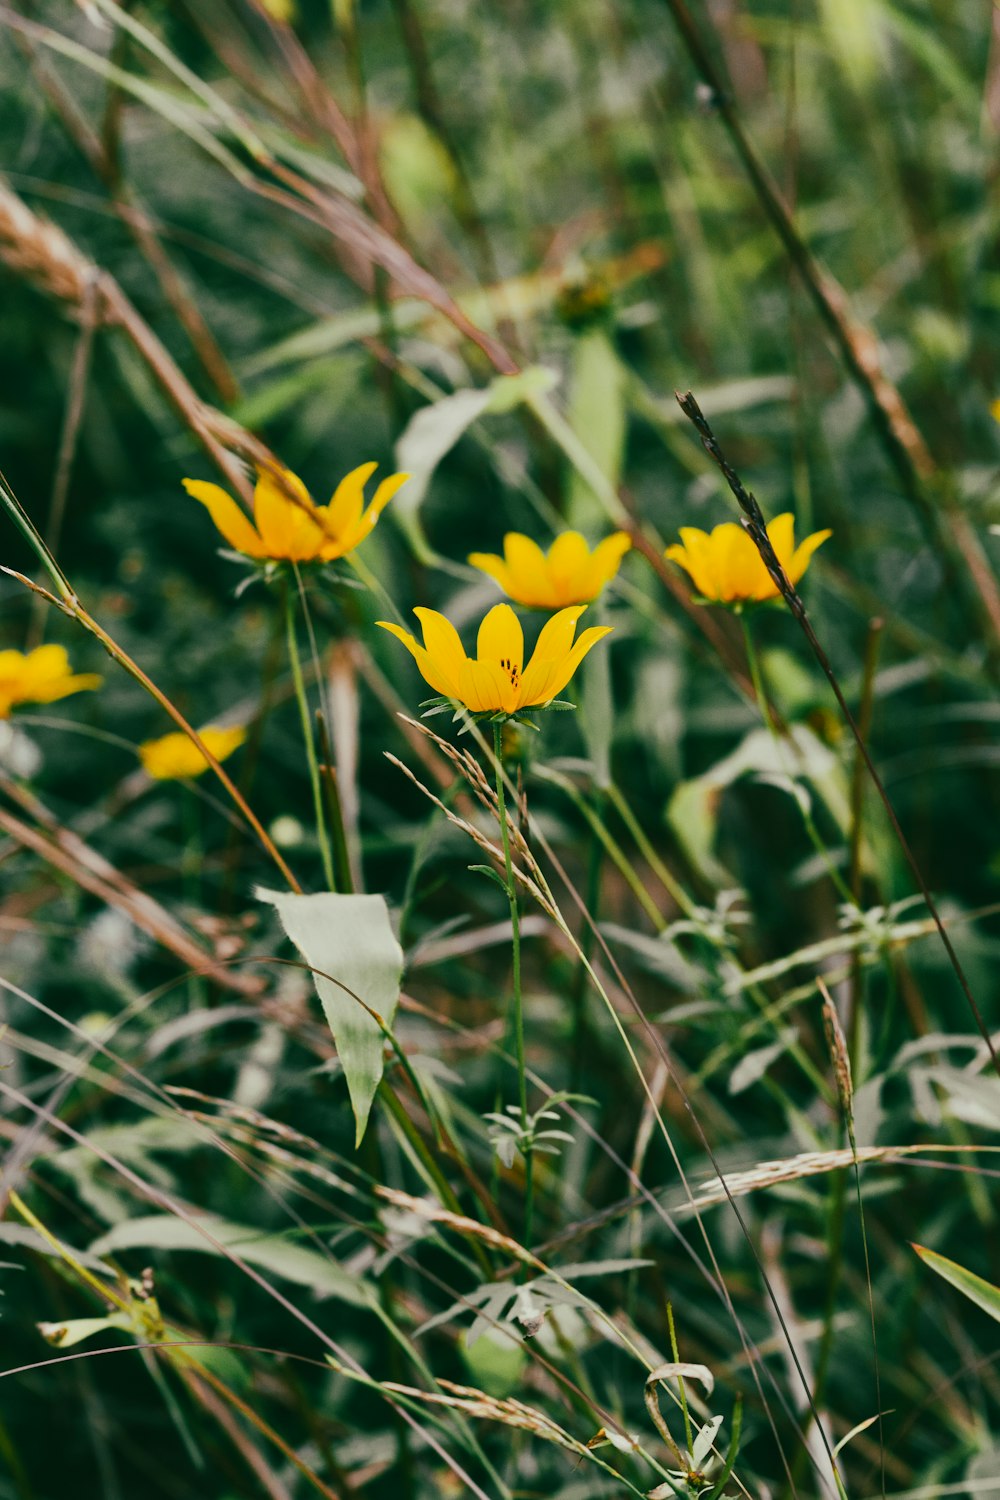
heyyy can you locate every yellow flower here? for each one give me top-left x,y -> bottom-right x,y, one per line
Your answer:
0,644 -> 101,719
377,603 -> 611,717
139,725 -> 247,781
183,462 -> 408,564
665,513 -> 831,605
468,530 -> 631,609
991,397 -> 1000,424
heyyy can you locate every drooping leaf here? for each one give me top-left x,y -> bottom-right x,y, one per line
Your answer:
392,368 -> 557,560
646,1360 -> 715,1397
37,1315 -> 131,1349
258,889 -> 403,1146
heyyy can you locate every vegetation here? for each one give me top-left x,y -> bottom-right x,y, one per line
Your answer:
1,2 -> 999,1497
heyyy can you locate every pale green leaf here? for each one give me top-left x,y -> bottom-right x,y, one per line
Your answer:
90,1212 -> 374,1308
258,888 -> 403,1146
566,328 -> 626,531
38,1315 -> 131,1349
393,368 -> 558,560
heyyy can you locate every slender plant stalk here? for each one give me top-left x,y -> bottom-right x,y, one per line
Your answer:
492,721 -> 533,1249
570,816 -> 602,1092
284,581 -> 336,892
847,616 -> 884,1069
666,1301 -> 694,1456
741,613 -> 855,907
678,390 -> 1000,1083
315,711 -> 355,895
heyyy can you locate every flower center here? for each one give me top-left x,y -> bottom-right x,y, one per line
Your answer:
499,655 -> 521,688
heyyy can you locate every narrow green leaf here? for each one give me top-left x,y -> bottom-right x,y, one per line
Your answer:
566,328 -> 626,531
468,863 -> 508,894
913,1243 -> 1000,1324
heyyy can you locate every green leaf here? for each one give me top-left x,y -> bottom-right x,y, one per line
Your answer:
90,1213 -> 374,1308
258,889 -> 403,1146
393,368 -> 558,561
566,328 -> 626,531
467,863 -> 508,893
912,1243 -> 1000,1325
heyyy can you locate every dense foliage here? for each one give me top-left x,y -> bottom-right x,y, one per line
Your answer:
1,3 -> 999,1498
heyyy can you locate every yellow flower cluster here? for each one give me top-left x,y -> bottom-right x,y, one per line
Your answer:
180,453 -> 829,720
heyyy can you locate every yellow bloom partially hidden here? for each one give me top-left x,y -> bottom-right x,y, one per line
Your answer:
183,462 -> 408,564
468,530 -> 631,609
139,725 -> 247,781
378,603 -> 611,716
665,513 -> 831,605
0,644 -> 101,719
991,397 -> 1000,424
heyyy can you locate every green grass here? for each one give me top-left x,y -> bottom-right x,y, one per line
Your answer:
1,2 -> 1000,1497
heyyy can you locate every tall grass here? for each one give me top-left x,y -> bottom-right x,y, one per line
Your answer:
1,3 -> 999,1498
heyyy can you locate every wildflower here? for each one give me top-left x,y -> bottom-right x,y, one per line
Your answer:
0,644 -> 101,718
665,513 -> 830,605
183,462 -> 408,564
377,603 -> 611,718
139,725 -> 246,781
468,530 -> 630,609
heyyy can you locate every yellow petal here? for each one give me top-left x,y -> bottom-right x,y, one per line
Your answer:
787,527 -> 832,585
546,531 -> 592,603
183,479 -> 266,557
413,607 -> 469,696
502,534 -> 551,607
765,514 -> 796,573
139,724 -> 245,780
476,603 -> 524,676
525,625 -> 613,705
33,672 -> 103,704
377,621 -> 455,697
519,605 -> 587,704
254,467 -> 323,559
468,551 -> 513,594
326,461 -> 378,536
463,658 -> 512,714
23,644 -> 72,684
199,725 -> 248,762
585,531 -> 631,596
327,469 -> 409,560
667,527 -> 720,598
718,524 -> 770,602
364,470 -> 408,526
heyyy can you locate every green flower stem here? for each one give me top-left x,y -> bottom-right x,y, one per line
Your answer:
492,720 -> 533,1251
284,583 -> 336,892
